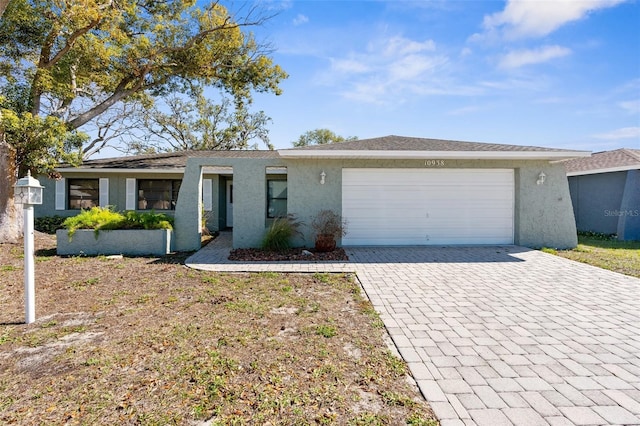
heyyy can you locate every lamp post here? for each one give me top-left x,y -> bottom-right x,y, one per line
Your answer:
13,170 -> 44,324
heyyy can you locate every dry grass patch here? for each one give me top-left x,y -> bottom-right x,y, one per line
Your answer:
554,234 -> 640,278
0,234 -> 437,425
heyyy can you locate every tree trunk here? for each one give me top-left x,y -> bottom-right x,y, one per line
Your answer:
0,139 -> 22,243
0,0 -> 10,18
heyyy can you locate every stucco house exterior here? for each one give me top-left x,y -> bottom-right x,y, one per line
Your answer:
563,148 -> 640,241
35,135 -> 590,250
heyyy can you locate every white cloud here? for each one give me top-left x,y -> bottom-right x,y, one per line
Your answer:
498,45 -> 572,69
619,100 -> 640,115
319,34 -> 453,104
593,127 -> 640,140
330,58 -> 370,74
292,14 -> 308,26
460,47 -> 472,57
388,54 -> 446,81
477,0 -> 626,40
381,36 -> 436,57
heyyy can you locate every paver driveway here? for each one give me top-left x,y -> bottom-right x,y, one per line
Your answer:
187,236 -> 640,426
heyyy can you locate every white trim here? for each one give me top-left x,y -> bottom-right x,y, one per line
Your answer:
266,166 -> 288,174
202,179 -> 213,211
203,166 -> 232,174
278,150 -> 591,160
125,178 -> 136,210
56,168 -> 185,174
56,166 -> 288,175
99,178 -> 109,207
567,165 -> 639,176
55,178 -> 65,210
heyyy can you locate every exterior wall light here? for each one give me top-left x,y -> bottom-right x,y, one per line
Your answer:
13,170 -> 44,324
320,170 -> 326,185
537,171 -> 546,186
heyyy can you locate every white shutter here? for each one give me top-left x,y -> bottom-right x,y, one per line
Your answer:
55,178 -> 65,210
125,178 -> 136,210
99,178 -> 109,207
203,179 -> 213,211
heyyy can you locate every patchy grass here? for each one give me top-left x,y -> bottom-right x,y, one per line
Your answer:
555,235 -> 640,278
0,233 -> 437,425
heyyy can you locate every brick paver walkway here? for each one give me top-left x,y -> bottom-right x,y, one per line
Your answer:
186,234 -> 640,425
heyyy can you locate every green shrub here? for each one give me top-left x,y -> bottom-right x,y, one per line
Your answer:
34,215 -> 67,234
123,210 -> 174,230
577,230 -> 617,241
261,215 -> 303,251
62,207 -> 173,238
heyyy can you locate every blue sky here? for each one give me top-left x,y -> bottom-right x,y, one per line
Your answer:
244,0 -> 640,152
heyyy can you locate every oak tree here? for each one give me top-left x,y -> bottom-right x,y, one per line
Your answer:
0,0 -> 287,241
292,128 -> 357,147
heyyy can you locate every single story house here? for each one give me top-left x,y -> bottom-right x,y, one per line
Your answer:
563,148 -> 639,240
35,135 -> 590,250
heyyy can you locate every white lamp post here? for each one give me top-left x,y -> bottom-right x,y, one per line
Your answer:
13,170 -> 44,324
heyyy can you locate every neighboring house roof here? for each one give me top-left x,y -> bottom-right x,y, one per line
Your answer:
563,148 -> 640,176
279,135 -> 590,160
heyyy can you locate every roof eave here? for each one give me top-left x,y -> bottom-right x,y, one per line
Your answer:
567,165 -> 640,176
55,167 -> 186,174
277,150 -> 592,161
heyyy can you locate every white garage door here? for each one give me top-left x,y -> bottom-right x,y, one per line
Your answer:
342,168 -> 514,245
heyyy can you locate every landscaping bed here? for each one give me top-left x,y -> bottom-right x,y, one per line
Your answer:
229,247 -> 349,262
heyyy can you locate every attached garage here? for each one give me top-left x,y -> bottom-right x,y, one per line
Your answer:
342,168 -> 514,245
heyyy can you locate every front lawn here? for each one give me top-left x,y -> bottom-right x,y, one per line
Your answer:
0,234 -> 437,425
555,235 -> 640,278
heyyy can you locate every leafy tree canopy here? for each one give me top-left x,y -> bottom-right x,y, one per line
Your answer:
292,128 -> 357,148
134,89 -> 273,154
0,0 -> 287,175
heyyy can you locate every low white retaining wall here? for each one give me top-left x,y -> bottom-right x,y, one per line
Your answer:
56,229 -> 173,256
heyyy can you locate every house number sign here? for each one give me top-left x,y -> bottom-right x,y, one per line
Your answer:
425,160 -> 445,167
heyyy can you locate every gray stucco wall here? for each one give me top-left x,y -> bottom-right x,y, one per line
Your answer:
35,172 -> 219,231
568,170 -> 640,240
173,157 -> 283,251
286,158 -> 576,249
514,163 -> 577,248
44,156 -> 579,251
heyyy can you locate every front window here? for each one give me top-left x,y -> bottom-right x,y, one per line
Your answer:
68,179 -> 99,209
138,179 -> 181,210
267,179 -> 287,218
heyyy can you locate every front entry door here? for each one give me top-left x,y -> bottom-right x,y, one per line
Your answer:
226,180 -> 233,228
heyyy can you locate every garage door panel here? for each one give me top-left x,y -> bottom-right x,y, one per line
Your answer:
345,169 -> 513,185
342,168 -> 514,245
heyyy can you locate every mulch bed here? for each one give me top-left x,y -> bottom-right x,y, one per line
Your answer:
229,247 -> 349,262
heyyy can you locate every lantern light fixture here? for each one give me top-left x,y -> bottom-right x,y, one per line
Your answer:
13,170 -> 44,324
14,170 -> 44,205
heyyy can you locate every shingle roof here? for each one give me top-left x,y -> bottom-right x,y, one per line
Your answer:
60,136 -> 590,171
283,135 -> 579,153
64,150 -> 279,170
563,148 -> 640,175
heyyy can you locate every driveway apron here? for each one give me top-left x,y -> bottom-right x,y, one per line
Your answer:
187,237 -> 640,426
